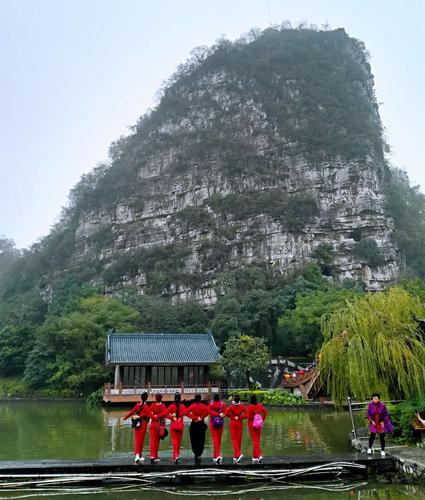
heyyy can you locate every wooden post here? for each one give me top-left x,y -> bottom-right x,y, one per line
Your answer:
114,365 -> 121,387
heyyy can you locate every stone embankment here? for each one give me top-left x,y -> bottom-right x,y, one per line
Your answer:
351,434 -> 425,483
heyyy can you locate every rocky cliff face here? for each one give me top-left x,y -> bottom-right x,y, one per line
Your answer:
61,28 -> 399,303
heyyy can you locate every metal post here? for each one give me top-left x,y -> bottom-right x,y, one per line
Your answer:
347,396 -> 357,439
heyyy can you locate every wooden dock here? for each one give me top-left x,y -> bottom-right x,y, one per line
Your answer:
0,454 -> 394,487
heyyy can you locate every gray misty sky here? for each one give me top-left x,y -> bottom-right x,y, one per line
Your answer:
0,0 -> 424,248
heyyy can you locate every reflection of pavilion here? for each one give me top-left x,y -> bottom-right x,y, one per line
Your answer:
103,332 -> 221,403
282,413 -> 330,452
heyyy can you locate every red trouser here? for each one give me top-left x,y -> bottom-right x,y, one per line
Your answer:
134,419 -> 148,456
210,423 -> 224,458
149,424 -> 160,459
170,428 -> 183,460
248,422 -> 262,458
229,420 -> 243,458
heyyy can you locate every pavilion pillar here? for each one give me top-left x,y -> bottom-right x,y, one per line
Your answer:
114,365 -> 121,387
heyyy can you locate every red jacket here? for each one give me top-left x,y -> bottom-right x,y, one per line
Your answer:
208,400 -> 227,417
226,403 -> 246,421
123,401 -> 150,421
147,402 -> 167,426
186,402 -> 209,421
246,403 -> 268,423
165,403 -> 187,421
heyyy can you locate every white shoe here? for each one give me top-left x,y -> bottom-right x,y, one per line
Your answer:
381,450 -> 386,457
236,454 -> 243,463
258,456 -> 263,463
367,448 -> 372,454
232,457 -> 238,462
135,454 -> 140,463
252,458 -> 259,463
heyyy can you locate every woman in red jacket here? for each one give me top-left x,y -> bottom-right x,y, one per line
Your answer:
246,394 -> 268,463
208,393 -> 226,464
165,392 -> 186,464
186,394 -> 209,464
147,393 -> 167,464
226,394 -> 246,463
122,392 -> 149,463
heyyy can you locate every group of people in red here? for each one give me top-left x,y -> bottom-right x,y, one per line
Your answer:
123,391 -> 268,465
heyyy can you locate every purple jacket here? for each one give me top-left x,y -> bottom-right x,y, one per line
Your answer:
367,402 -> 393,434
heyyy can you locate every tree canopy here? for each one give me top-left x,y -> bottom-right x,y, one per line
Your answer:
221,334 -> 270,388
320,287 -> 425,405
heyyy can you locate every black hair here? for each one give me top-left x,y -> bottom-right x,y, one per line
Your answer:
371,393 -> 380,399
194,394 -> 202,403
250,394 -> 257,405
213,393 -> 220,402
141,392 -> 149,402
175,392 -> 181,418
234,394 -> 240,403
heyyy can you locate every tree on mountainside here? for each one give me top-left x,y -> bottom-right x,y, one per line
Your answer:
277,284 -> 363,357
385,169 -> 425,277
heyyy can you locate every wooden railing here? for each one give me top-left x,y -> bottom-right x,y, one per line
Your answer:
103,382 -> 220,402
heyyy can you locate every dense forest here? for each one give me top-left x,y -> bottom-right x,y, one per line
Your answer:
1,24 -> 425,398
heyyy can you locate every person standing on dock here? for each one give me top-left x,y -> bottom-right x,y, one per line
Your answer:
147,393 -> 167,464
165,392 -> 187,464
226,394 -> 246,463
122,391 -> 150,463
208,393 -> 227,465
186,394 -> 209,464
366,393 -> 393,457
246,394 -> 268,463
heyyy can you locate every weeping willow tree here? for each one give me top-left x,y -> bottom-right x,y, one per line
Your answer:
319,287 -> 425,405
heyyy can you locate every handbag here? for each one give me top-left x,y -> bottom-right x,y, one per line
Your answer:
212,402 -> 224,428
131,415 -> 141,428
212,415 -> 224,428
253,413 -> 264,430
158,419 -> 169,440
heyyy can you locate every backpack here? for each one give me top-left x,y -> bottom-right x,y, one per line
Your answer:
212,402 -> 224,428
253,413 -> 264,430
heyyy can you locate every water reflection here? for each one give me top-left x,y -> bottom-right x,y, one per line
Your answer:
0,401 -> 352,461
0,402 -> 423,499
1,481 -> 425,500
102,407 -> 352,459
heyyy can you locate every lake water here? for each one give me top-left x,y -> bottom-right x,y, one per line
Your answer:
0,401 -> 424,499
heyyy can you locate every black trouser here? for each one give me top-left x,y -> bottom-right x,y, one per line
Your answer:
369,432 -> 385,451
189,421 -> 207,458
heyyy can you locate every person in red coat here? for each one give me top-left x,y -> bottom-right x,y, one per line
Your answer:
246,394 -> 268,462
226,394 -> 246,462
165,392 -> 187,463
122,392 -> 150,463
208,393 -> 227,464
186,394 -> 209,464
147,393 -> 167,463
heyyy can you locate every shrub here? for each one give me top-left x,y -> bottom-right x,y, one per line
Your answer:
229,389 -> 303,406
352,238 -> 385,267
86,387 -> 104,407
391,398 -> 425,443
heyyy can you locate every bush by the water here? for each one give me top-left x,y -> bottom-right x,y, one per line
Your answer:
390,398 -> 425,443
230,389 -> 303,406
